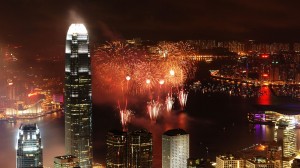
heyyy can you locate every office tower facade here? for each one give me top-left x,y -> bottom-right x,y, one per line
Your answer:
65,24 -> 93,168
54,155 -> 80,168
274,117 -> 297,157
128,129 -> 152,168
16,123 -> 43,168
274,117 -> 296,168
106,130 -> 128,168
162,128 -> 189,168
216,155 -> 244,168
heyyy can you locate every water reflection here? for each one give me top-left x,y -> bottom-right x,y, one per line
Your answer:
251,124 -> 274,142
250,123 -> 300,152
258,86 -> 271,105
2,92 -> 300,168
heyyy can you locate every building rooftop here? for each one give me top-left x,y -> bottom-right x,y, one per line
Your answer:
217,154 -> 242,160
163,128 -> 188,136
108,130 -> 127,136
20,123 -> 38,131
130,129 -> 152,136
67,24 -> 88,35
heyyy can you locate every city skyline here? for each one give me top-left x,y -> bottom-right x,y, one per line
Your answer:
4,35 -> 300,167
3,1 -> 300,168
1,1 -> 300,61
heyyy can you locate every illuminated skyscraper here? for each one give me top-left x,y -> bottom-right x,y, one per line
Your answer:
16,123 -> 43,168
128,129 -> 152,168
106,129 -> 152,168
274,117 -> 296,168
162,128 -> 189,168
65,24 -> 92,168
106,130 -> 127,168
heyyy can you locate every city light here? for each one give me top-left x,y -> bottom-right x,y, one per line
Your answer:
170,69 -> 175,76
262,74 -> 268,77
67,24 -> 88,35
159,79 -> 165,85
261,54 -> 269,58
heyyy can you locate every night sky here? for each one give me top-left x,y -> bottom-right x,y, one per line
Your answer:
1,0 -> 300,57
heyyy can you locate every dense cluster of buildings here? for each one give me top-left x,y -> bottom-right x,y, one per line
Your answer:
14,24 -> 199,168
94,39 -> 300,84
9,22 -> 300,168
0,40 -> 63,120
16,121 -> 203,168
217,115 -> 300,168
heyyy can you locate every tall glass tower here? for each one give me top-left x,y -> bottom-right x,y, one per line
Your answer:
128,129 -> 153,168
16,123 -> 43,168
106,130 -> 128,168
65,23 -> 93,168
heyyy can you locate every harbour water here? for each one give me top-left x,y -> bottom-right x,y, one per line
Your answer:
1,87 -> 300,167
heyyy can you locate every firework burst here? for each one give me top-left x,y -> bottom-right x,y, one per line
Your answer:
118,100 -> 133,131
147,100 -> 162,121
165,93 -> 174,112
119,109 -> 133,131
93,41 -> 197,95
178,89 -> 188,110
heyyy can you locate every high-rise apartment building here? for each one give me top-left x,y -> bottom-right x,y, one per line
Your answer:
274,117 -> 297,157
127,129 -> 152,168
54,155 -> 80,168
216,155 -> 244,168
65,23 -> 93,168
274,117 -> 297,168
162,128 -> 189,168
106,130 -> 128,168
16,123 -> 43,168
